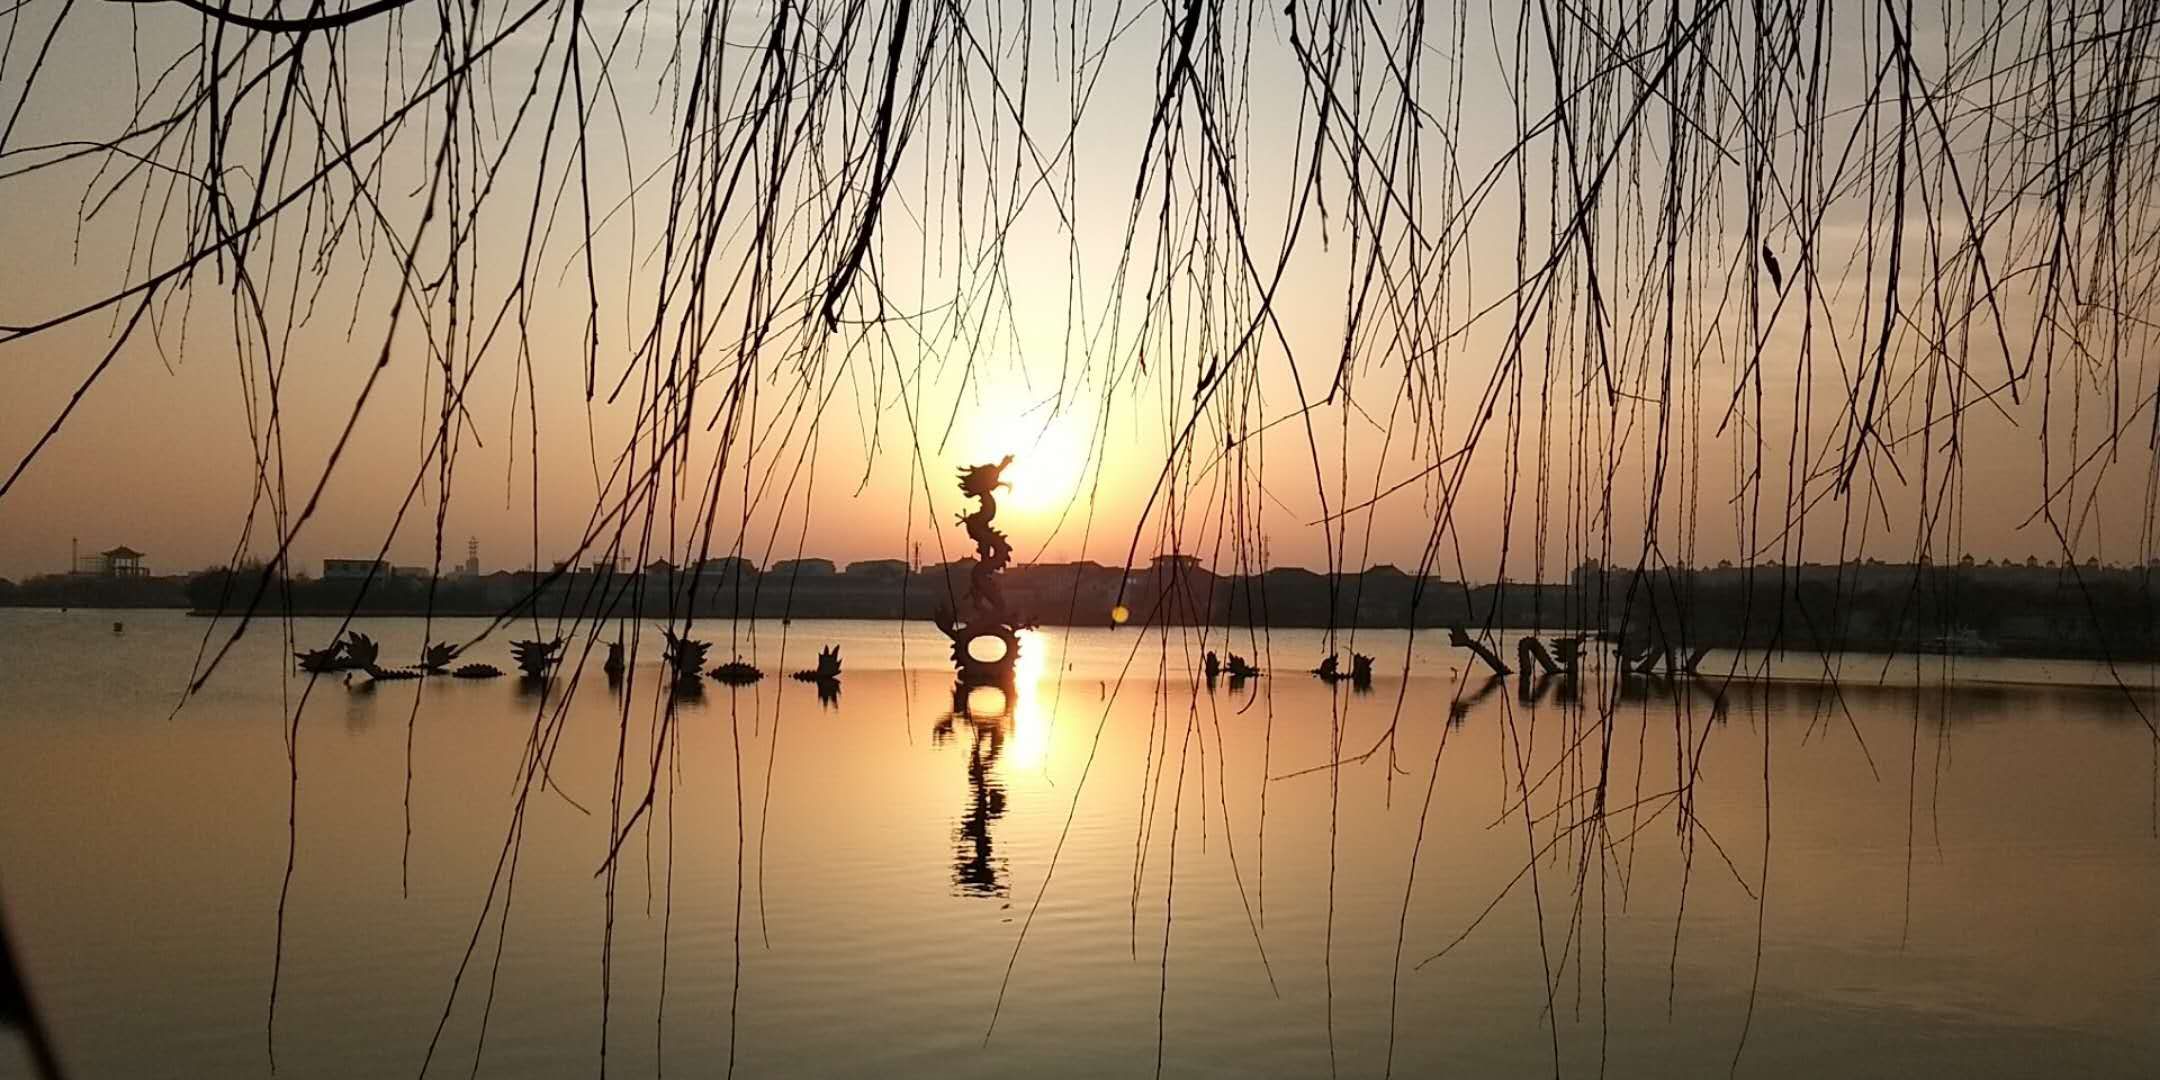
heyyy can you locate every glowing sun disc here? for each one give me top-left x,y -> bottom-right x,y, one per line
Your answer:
973,410 -> 1090,514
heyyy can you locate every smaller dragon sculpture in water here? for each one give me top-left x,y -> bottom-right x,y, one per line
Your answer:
934,455 -> 1028,683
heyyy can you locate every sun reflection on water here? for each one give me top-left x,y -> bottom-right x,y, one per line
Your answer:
1005,628 -> 1052,771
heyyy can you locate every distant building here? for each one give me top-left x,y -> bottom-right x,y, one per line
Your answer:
845,558 -> 909,580
82,546 -> 147,578
697,555 -> 758,578
771,557 -> 836,577
1004,560 -> 1120,618
322,558 -> 386,580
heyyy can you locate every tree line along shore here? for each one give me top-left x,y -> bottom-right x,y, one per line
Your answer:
5,554 -> 2155,661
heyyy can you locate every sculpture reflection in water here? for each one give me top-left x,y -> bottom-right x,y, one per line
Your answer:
934,679 -> 1015,898
927,454 -> 1039,896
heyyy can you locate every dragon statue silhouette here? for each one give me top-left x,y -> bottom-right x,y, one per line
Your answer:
933,454 -> 1027,684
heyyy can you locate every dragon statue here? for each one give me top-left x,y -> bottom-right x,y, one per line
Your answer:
933,455 -> 1027,685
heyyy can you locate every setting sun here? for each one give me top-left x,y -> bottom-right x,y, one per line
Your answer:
965,408 -> 1093,515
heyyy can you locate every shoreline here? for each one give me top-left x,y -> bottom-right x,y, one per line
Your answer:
6,605 -> 2154,664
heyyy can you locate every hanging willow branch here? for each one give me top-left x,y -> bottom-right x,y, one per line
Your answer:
3,0 -> 2158,1074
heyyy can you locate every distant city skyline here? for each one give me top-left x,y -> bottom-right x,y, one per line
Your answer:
14,529 -> 2159,587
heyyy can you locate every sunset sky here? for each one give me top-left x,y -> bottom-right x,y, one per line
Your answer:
2,1 -> 2153,584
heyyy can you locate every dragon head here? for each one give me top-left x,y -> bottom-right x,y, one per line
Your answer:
956,455 -> 1014,498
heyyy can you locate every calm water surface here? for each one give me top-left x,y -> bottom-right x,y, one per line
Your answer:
2,610 -> 2157,1077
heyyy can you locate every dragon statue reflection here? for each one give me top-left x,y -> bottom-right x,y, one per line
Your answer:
933,454 -> 1027,685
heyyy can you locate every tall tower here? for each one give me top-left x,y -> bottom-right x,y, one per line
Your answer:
464,537 -> 480,577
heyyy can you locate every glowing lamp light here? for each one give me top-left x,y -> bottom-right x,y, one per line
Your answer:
1110,604 -> 1129,625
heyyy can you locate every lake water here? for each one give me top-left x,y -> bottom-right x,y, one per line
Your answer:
1,609 -> 2156,1077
